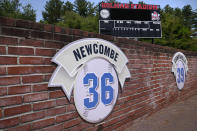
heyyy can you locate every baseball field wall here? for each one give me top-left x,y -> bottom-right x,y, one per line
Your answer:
0,16 -> 197,131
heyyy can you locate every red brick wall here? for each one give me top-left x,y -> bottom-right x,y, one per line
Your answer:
0,16 -> 197,131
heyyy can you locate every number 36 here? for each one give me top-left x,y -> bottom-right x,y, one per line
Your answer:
83,73 -> 114,109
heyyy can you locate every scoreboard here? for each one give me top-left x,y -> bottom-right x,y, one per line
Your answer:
99,3 -> 162,38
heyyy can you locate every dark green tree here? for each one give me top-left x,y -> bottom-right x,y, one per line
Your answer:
57,11 -> 98,32
153,5 -> 197,51
62,1 -> 73,12
0,0 -> 21,18
74,0 -> 95,17
21,4 -> 36,21
164,4 -> 174,14
0,0 -> 36,21
191,9 -> 197,38
192,9 -> 197,28
42,0 -> 63,24
182,5 -> 193,29
74,0 -> 88,17
174,7 -> 182,17
87,1 -> 95,16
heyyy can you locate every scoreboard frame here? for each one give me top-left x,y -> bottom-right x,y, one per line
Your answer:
99,2 -> 162,38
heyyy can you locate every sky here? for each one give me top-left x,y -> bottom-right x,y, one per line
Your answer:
20,0 -> 197,22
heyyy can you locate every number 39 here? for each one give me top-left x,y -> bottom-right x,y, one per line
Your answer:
83,73 -> 114,109
177,68 -> 184,83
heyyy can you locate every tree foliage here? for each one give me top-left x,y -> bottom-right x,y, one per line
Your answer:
74,0 -> 95,17
0,0 -> 36,21
21,4 -> 36,21
57,11 -> 98,32
42,0 -> 63,24
42,0 -> 95,24
63,1 -> 73,12
152,4 -> 197,51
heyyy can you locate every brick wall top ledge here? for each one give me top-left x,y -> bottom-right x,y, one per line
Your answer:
0,16 -> 197,56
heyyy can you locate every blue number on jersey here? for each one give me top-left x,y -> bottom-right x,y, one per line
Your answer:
83,73 -> 98,109
83,73 -> 114,109
177,68 -> 184,83
101,73 -> 114,105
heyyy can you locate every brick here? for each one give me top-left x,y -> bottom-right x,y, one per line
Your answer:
50,90 -> 65,99
84,127 -> 95,131
38,65 -> 55,73
36,48 -> 56,56
73,36 -> 82,41
8,47 -> 34,55
56,98 -> 69,106
0,117 -> 19,129
33,100 -> 56,111
111,107 -> 131,119
6,124 -> 31,131
67,104 -> 76,112
0,76 -> 20,86
8,66 -> 55,75
63,118 -> 80,129
88,32 -> 97,38
55,26 -> 62,33
2,27 -> 29,38
44,24 -> 53,32
20,39 -> 44,47
16,20 -> 44,31
0,16 -> 15,26
44,74 -> 52,82
31,22 -> 44,31
75,122 -> 91,130
38,66 -> 55,73
22,75 -> 44,83
20,57 -> 44,64
43,124 -> 63,131
0,56 -> 17,65
104,117 -> 132,131
0,36 -> 17,45
83,31 -> 89,37
73,29 -> 81,36
0,87 -> 7,96
4,104 -> 32,117
102,34 -> 114,41
56,112 -> 77,123
15,19 -> 31,28
133,107 -> 151,120
43,57 -> 52,64
0,96 -> 22,107
21,111 -> 45,123
32,118 -> 55,130
31,30 -> 53,40
63,28 -> 73,35
8,85 -> 31,95
24,92 -> 48,102
8,66 -> 33,75
45,106 -> 66,116
0,67 -> 6,75
54,34 -> 72,42
0,46 -> 6,54
45,41 -> 64,49
33,83 -> 48,92
0,108 -> 2,118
